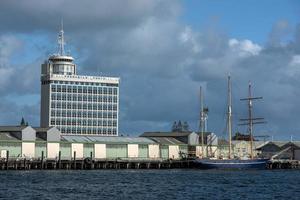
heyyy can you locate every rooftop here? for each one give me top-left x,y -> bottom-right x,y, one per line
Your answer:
61,135 -> 156,144
140,131 -> 196,137
147,137 -> 185,145
0,132 -> 20,141
0,126 -> 28,132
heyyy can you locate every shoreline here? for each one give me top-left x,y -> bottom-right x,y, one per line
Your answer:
0,158 -> 299,170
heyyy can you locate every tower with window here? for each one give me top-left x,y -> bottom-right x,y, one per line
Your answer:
40,26 -> 119,135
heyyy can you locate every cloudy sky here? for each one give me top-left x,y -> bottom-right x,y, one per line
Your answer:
0,0 -> 299,140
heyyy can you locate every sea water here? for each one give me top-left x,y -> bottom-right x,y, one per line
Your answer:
0,169 -> 299,200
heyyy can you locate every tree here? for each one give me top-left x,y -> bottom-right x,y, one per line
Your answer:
20,117 -> 25,126
183,121 -> 189,132
171,121 -> 177,132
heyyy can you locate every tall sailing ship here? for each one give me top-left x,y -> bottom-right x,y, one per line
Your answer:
194,76 -> 269,169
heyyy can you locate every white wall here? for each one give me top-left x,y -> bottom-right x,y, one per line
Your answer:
22,142 -> 35,158
94,144 -> 106,159
71,143 -> 83,158
196,145 -> 208,158
148,144 -> 160,158
169,145 -> 180,159
128,144 -> 139,158
0,150 -> 7,158
47,143 -> 60,159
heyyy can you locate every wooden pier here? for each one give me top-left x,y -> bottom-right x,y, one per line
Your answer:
0,157 -> 194,170
266,159 -> 300,169
1,151 -> 299,170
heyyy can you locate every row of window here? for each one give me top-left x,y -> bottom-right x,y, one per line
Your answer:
51,80 -> 118,87
51,119 -> 117,126
50,111 -> 117,118
57,126 -> 117,135
50,94 -> 118,103
51,85 -> 118,95
50,102 -> 118,111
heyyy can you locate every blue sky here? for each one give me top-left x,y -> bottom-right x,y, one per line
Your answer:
0,0 -> 300,140
183,0 -> 299,44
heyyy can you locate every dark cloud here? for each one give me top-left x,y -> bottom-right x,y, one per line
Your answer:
0,0 -> 180,33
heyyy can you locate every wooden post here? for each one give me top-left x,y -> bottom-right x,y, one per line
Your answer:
6,151 -> 9,170
23,158 -> 26,170
73,151 -> 76,170
90,151 -> 94,169
41,151 -> 44,169
58,151 -> 61,169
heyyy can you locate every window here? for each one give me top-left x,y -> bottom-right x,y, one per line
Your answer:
113,88 -> 118,95
113,97 -> 118,103
51,86 -> 56,92
72,87 -> 77,93
67,86 -> 72,93
51,102 -> 56,108
108,88 -> 112,95
93,88 -> 97,94
72,95 -> 77,101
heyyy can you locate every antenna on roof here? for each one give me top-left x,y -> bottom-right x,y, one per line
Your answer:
58,19 -> 65,56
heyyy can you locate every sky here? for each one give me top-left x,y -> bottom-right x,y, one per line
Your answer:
0,0 -> 300,140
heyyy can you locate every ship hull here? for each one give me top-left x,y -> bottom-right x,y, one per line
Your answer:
194,158 -> 269,170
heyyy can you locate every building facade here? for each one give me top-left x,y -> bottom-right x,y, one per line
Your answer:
40,27 -> 119,136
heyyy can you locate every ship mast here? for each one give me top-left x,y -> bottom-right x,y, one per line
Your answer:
227,76 -> 232,159
240,81 -> 265,159
200,86 -> 205,157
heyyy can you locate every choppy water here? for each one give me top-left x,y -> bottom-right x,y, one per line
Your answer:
0,169 -> 299,200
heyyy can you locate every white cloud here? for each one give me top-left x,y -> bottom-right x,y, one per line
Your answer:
286,55 -> 300,77
179,26 -> 201,54
229,38 -> 262,57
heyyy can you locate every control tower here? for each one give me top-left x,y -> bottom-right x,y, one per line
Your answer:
40,25 -> 119,136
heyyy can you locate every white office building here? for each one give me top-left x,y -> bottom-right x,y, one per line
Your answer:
40,27 -> 119,136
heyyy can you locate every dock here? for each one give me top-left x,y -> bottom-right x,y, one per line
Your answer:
266,159 -> 300,169
0,157 -> 194,170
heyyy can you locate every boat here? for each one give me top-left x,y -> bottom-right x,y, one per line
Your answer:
194,76 -> 269,169
196,158 -> 269,169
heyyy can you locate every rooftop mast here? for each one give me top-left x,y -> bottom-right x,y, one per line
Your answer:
58,19 -> 65,56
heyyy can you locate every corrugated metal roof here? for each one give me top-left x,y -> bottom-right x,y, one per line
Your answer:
34,127 -> 54,132
0,132 -> 20,141
147,137 -> 185,145
140,132 -> 193,137
61,135 -> 156,144
0,126 -> 27,132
